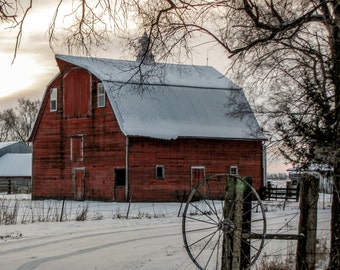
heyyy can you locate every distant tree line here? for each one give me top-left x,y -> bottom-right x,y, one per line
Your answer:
0,98 -> 39,143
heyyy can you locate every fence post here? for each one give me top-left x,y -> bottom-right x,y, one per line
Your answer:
60,196 -> 66,222
177,190 -> 186,217
221,176 -> 252,270
296,174 -> 319,270
222,175 -> 236,270
8,179 -> 11,194
126,196 -> 132,219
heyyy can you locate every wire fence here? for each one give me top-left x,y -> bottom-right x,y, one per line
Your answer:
255,197 -> 331,269
0,194 -> 184,224
0,193 -> 332,269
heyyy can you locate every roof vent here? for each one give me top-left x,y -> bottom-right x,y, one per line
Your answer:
136,32 -> 155,65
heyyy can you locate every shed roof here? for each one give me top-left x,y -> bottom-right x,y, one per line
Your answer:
0,142 -> 32,158
0,142 -> 16,149
55,54 -> 266,140
0,153 -> 32,177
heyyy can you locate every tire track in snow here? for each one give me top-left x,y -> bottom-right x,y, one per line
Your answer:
16,231 -> 180,270
0,223 -> 179,256
0,223 -> 183,270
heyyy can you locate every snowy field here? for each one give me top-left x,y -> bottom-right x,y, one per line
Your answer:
0,194 -> 332,270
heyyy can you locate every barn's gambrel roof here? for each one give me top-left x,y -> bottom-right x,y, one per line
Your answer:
55,54 -> 266,140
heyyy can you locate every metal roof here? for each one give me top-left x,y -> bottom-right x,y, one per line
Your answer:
56,54 -> 240,89
0,142 -> 32,158
0,153 -> 32,177
0,142 -> 16,150
56,54 -> 266,140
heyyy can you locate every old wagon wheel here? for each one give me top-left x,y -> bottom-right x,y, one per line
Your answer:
182,174 -> 266,270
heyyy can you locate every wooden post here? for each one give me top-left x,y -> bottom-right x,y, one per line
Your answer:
60,196 -> 66,222
177,190 -> 186,217
221,176 -> 252,270
222,176 -> 236,270
126,196 -> 132,219
232,178 -> 243,270
240,177 -> 252,269
8,179 -> 11,194
296,174 -> 319,270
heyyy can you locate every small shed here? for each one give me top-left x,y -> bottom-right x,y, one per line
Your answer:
0,142 -> 32,193
288,164 -> 333,194
0,142 -> 31,157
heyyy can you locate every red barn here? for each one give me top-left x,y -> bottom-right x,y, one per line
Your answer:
29,54 -> 266,202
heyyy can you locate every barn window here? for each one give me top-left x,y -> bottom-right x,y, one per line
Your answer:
230,166 -> 238,175
97,83 -> 105,108
115,168 -> 126,186
70,136 -> 84,161
50,88 -> 57,112
156,165 -> 165,179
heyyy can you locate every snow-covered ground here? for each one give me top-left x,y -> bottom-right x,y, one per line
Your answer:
0,194 -> 332,270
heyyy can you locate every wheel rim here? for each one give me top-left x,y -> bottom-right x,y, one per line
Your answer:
182,174 -> 266,270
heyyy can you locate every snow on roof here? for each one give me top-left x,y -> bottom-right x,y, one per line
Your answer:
0,141 -> 32,158
105,83 -> 265,140
56,54 -> 240,89
55,54 -> 265,140
0,142 -> 16,150
0,153 -> 32,177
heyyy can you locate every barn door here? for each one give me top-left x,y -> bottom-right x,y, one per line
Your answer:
73,168 -> 85,200
190,166 -> 205,191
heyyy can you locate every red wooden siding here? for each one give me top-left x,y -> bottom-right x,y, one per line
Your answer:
127,137 -> 263,202
64,68 -> 91,118
70,136 -> 83,161
31,71 -> 126,201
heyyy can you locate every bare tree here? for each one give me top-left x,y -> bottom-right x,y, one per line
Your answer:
1,0 -> 33,62
126,1 -> 339,268
2,0 -> 340,268
1,0 -> 129,59
0,98 -> 39,143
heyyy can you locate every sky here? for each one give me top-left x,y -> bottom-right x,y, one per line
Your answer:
0,2 -> 228,109
0,1 -> 289,174
0,1 -> 59,109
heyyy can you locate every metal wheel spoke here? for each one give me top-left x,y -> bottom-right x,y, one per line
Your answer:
182,173 -> 266,270
196,189 -> 221,222
205,181 -> 223,224
215,230 -> 222,269
188,202 -> 218,224
186,225 -> 218,235
242,189 -> 253,202
192,229 -> 219,259
246,217 -> 264,223
186,215 -> 218,226
243,202 -> 261,217
203,231 -> 223,269
240,238 -> 260,253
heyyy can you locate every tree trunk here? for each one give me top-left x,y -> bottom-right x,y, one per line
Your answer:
330,2 -> 340,269
330,173 -> 340,270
